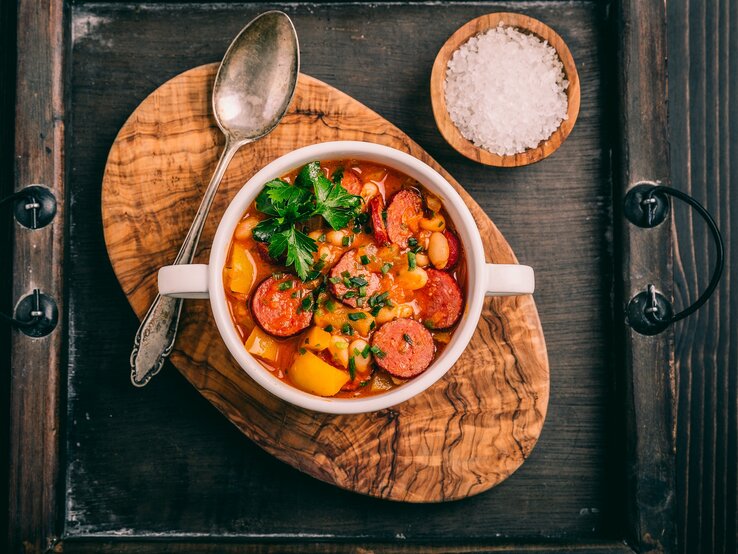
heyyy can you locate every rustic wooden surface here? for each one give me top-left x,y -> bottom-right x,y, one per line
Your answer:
615,0 -> 676,551
7,0 -> 67,553
101,64 -> 550,503
430,12 -> 581,167
62,1 -> 624,542
667,1 -> 738,553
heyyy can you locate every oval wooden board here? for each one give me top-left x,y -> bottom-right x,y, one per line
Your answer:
102,64 -> 549,502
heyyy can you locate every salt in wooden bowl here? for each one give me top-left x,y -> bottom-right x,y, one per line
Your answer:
430,12 -> 581,167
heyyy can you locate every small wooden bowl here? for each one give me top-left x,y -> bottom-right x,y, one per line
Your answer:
430,12 -> 581,167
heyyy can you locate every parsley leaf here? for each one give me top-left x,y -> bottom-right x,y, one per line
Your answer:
313,174 -> 363,230
268,227 -> 317,280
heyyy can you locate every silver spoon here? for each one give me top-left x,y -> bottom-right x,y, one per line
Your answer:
130,11 -> 299,386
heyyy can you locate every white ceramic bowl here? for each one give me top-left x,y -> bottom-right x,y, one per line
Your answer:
158,141 -> 534,414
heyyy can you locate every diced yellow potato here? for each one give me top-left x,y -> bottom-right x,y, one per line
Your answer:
302,326 -> 331,351
289,350 -> 350,396
229,243 -> 256,294
313,304 -> 376,337
245,327 -> 278,362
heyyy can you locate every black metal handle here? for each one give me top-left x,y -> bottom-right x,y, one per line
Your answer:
2,186 -> 59,337
624,184 -> 724,335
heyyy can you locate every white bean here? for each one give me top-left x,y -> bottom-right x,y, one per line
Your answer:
326,229 -> 348,246
349,339 -> 372,372
428,232 -> 450,269
328,335 -> 350,368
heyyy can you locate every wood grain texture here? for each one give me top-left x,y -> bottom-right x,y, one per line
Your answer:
667,0 -> 738,553
615,0 -> 676,552
9,0 -> 67,552
430,12 -> 580,167
100,63 -> 549,503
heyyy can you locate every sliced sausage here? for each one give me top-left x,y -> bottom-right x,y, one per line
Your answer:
386,190 -> 423,248
339,169 -> 362,195
372,318 -> 435,378
368,196 -> 390,246
443,229 -> 461,270
252,275 -> 313,337
329,250 -> 381,308
413,268 -> 463,329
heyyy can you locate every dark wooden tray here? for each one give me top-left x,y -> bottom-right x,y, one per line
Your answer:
7,1 -> 675,552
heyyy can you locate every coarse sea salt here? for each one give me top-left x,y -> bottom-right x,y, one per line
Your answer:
444,23 -> 569,156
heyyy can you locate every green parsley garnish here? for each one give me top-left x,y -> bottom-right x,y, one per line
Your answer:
341,323 -> 354,335
403,333 -> 413,344
325,299 -> 336,312
360,255 -> 370,265
252,162 -> 362,280
381,262 -> 393,275
278,280 -> 293,291
408,251 -> 417,270
324,324 -> 334,332
348,312 -> 367,321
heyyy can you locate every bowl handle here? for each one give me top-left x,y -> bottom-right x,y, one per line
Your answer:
158,264 -> 210,299
485,264 -> 535,296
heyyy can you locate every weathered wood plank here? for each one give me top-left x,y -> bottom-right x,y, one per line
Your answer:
667,0 -> 738,552
54,538 -> 636,554
9,0 -> 68,553
615,0 -> 676,551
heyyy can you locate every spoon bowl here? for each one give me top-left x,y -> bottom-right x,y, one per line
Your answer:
214,11 -> 299,142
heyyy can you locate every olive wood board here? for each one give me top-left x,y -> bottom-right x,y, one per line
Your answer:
101,63 -> 549,503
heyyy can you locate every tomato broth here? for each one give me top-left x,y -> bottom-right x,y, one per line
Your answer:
223,159 -> 467,398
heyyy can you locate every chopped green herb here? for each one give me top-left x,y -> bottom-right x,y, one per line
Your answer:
324,324 -> 334,332
359,380 -> 369,387
356,298 -> 365,307
348,356 -> 356,380
350,276 -> 368,287
403,333 -> 414,344
298,347 -> 307,355
407,251 -> 417,270
278,280 -> 293,291
272,272 -> 285,279
332,166 -> 344,184
300,296 -> 313,312
325,299 -> 336,312
317,233 -> 327,243
381,210 -> 388,223
329,276 -> 341,284
408,237 -> 418,248
361,344 -> 372,358
369,320 -> 376,331
312,259 -> 326,272
358,285 -> 367,297
370,345 -> 386,358
341,323 -> 353,335
341,236 -> 350,247
290,292 -> 298,299
360,255 -> 370,265
348,312 -> 367,321
343,291 -> 357,299
341,271 -> 351,279
381,262 -> 393,275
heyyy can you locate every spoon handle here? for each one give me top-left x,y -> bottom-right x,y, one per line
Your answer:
130,139 -> 239,386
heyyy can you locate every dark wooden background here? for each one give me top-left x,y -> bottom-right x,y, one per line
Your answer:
2,1 -> 735,552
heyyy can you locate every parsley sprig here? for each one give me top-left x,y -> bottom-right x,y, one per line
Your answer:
252,162 -> 363,280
